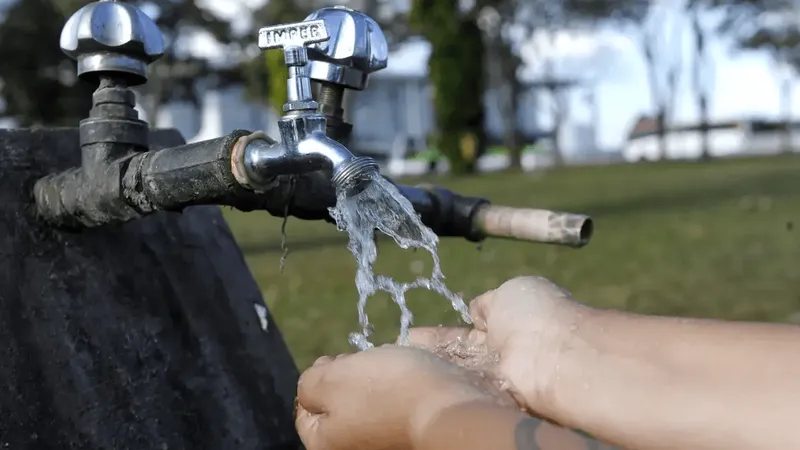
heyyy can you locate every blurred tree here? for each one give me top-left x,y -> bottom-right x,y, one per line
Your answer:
563,0 -> 676,159
475,0 -> 650,168
528,2 -> 577,168
128,0 -> 240,125
641,5 -> 684,160
687,0 -> 715,160
0,0 -> 239,127
715,0 -> 800,151
0,0 -> 93,126
475,1 -> 524,169
410,0 -> 485,174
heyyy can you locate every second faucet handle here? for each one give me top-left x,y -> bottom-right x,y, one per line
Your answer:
258,19 -> 331,111
304,6 -> 388,91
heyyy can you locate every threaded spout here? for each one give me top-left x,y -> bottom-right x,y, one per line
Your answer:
331,156 -> 379,196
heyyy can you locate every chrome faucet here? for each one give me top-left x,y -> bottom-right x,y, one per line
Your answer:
239,15 -> 381,195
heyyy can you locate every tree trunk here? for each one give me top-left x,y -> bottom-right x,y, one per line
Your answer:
692,10 -> 711,161
781,75 -> 794,152
505,79 -> 523,170
642,40 -> 664,160
0,128 -> 301,449
548,86 -> 566,167
497,45 -> 523,170
699,95 -> 711,160
551,123 -> 564,167
656,111 -> 668,160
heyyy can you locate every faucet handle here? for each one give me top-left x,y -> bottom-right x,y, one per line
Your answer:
258,20 -> 330,67
304,6 -> 388,91
258,20 -> 330,111
60,0 -> 165,86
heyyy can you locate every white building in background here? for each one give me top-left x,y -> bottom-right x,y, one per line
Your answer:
622,117 -> 800,162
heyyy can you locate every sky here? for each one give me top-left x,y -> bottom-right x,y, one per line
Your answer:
193,0 -> 799,150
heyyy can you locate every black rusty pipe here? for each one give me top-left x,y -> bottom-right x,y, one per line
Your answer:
125,130 -> 257,212
32,129 -> 486,239
34,131 -> 258,228
34,129 -> 592,247
265,174 -> 592,247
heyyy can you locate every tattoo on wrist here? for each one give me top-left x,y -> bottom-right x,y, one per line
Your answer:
514,416 -> 621,450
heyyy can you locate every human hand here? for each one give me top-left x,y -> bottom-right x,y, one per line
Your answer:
294,345 -> 515,450
405,276 -> 590,418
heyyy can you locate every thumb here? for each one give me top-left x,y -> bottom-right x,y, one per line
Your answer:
468,288 -> 499,332
295,404 -> 329,450
297,358 -> 336,414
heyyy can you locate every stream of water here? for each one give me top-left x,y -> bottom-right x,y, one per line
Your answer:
329,172 -> 472,350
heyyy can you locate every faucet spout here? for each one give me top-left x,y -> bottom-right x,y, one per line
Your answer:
296,133 -> 379,193
238,127 -> 379,195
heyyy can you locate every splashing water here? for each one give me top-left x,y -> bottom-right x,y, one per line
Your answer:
329,172 -> 472,350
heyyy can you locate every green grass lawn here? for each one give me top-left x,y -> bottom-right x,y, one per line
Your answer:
223,155 -> 800,369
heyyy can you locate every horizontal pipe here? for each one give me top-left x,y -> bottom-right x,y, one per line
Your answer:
34,140 -> 143,228
472,205 -> 593,248
124,130 -> 255,213
34,128 -> 594,248
392,182 -> 487,242
33,130 -> 269,228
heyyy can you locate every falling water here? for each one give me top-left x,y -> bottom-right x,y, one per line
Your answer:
329,172 -> 472,350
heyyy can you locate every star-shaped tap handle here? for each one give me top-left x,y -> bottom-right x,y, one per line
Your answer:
60,0 -> 165,86
258,19 -> 331,112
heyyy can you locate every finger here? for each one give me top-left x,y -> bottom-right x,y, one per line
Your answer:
295,404 -> 328,450
297,351 -> 359,414
297,362 -> 333,414
469,288 -> 499,331
312,355 -> 335,366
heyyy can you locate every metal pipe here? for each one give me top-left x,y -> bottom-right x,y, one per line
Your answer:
34,130 -> 260,227
472,205 -> 593,248
35,128 -> 594,248
125,130 -> 254,212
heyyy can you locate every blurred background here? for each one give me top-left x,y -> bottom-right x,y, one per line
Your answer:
1,0 -> 799,368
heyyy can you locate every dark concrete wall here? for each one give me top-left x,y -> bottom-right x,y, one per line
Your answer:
0,129 -> 300,449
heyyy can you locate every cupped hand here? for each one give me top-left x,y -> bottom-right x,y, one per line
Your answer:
405,276 -> 590,416
295,345 -> 515,450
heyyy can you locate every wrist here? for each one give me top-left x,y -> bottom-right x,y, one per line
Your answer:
544,307 -> 662,434
530,304 -> 613,428
409,391 -> 494,447
508,302 -> 602,419
411,400 -> 523,450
